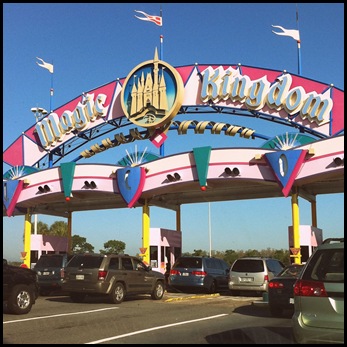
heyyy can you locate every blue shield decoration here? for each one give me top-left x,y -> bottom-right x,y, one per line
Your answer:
264,149 -> 308,197
116,167 -> 146,208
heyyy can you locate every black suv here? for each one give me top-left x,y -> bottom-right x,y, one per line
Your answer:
33,253 -> 74,295
62,253 -> 165,304
3,259 -> 39,314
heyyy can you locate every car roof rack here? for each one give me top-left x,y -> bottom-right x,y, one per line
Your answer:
322,238 -> 344,244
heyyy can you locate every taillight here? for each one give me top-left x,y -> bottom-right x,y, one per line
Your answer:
264,275 -> 269,282
293,279 -> 328,297
192,271 -> 207,277
269,281 -> 284,289
98,270 -> 108,280
170,269 -> 180,275
60,268 -> 65,279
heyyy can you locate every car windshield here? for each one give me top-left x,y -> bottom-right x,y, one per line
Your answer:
173,258 -> 202,268
232,259 -> 264,272
35,255 -> 63,267
67,255 -> 104,269
278,265 -> 303,278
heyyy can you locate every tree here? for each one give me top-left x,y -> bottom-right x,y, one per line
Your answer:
31,221 -> 50,235
50,221 -> 68,237
72,235 -> 94,254
100,240 -> 126,255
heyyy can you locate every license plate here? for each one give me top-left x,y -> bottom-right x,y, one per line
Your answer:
76,274 -> 84,280
43,272 -> 50,275
241,277 -> 253,282
182,272 -> 189,276
289,298 -> 294,304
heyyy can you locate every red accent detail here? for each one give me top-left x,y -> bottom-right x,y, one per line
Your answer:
65,197 -> 70,202
128,168 -> 146,208
282,150 -> 308,197
200,186 -> 206,191
150,130 -> 167,148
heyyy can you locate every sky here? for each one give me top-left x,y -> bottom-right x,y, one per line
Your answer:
3,3 -> 344,261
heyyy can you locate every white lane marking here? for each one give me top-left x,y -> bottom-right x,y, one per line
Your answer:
85,314 -> 229,344
3,307 -> 119,324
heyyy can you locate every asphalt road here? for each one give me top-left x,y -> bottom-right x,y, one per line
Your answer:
3,290 -> 297,344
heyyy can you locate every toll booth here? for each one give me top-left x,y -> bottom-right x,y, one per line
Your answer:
30,234 -> 68,268
149,228 -> 182,274
288,225 -> 323,264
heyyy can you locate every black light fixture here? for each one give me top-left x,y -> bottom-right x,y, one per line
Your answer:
84,181 -> 97,189
224,167 -> 240,176
38,185 -> 51,193
174,173 -> 181,180
333,157 -> 343,166
166,174 -> 175,182
166,173 -> 181,182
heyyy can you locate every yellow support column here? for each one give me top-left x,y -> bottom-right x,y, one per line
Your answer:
23,210 -> 32,268
142,199 -> 150,265
67,212 -> 72,254
291,188 -> 301,264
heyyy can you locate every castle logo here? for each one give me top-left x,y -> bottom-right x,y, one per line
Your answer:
121,48 -> 184,129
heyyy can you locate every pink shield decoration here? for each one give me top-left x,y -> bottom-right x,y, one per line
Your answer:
116,167 -> 146,208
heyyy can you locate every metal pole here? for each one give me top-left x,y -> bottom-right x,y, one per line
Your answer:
208,202 -> 212,257
34,214 -> 37,234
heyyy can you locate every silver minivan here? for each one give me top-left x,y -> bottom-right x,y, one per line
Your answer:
228,257 -> 284,295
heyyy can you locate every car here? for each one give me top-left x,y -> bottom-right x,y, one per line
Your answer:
3,259 -> 39,314
268,263 -> 304,317
292,238 -> 344,344
33,253 -> 74,295
62,253 -> 165,304
228,257 -> 285,295
168,256 -> 230,294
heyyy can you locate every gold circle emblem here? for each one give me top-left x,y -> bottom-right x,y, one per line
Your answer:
121,49 -> 184,129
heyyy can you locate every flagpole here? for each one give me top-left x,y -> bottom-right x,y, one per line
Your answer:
296,4 -> 302,75
50,64 -> 54,112
160,5 -> 163,60
159,5 -> 165,157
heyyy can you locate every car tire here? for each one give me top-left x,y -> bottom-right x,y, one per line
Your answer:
7,284 -> 34,315
69,292 -> 86,303
151,281 -> 165,300
110,282 -> 126,304
269,303 -> 283,317
207,281 -> 216,294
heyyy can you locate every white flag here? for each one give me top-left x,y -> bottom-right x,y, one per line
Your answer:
134,10 -> 162,26
272,25 -> 300,42
36,57 -> 54,73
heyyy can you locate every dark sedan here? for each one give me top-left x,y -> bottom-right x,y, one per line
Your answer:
268,264 -> 304,317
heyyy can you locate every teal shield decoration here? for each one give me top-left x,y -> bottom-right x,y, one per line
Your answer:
116,167 -> 146,208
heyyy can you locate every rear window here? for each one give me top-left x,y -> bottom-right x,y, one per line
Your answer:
173,257 -> 202,269
303,248 -> 344,283
35,255 -> 64,267
232,259 -> 264,272
67,255 -> 104,269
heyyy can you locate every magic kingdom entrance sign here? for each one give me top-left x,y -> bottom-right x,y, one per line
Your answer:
3,49 -> 344,169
